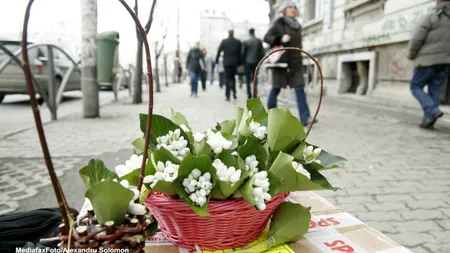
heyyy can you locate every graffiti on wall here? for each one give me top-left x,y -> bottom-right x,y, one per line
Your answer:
381,6 -> 434,33
384,49 -> 411,81
361,33 -> 391,46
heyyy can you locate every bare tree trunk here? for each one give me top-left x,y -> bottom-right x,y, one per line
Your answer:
133,38 -> 143,104
80,0 -> 99,118
155,42 -> 161,93
164,54 -> 168,87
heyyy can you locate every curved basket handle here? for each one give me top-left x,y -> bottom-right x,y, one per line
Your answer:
252,47 -> 324,137
21,0 -> 156,226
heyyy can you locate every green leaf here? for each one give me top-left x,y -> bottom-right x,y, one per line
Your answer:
170,108 -> 190,129
173,154 -> 217,216
210,185 -> 227,200
267,109 -> 306,152
238,136 -> 268,170
85,180 -> 134,226
131,137 -> 146,153
270,152 -> 339,192
237,106 -> 253,143
246,98 -> 268,126
146,219 -> 158,237
269,152 -> 296,193
193,138 -> 213,157
305,165 -> 340,191
217,150 -> 237,167
236,106 -> 244,133
316,149 -> 347,170
216,120 -> 236,135
79,159 -> 118,189
291,142 -> 306,161
216,162 -> 249,198
267,171 -> 281,197
139,114 -> 192,151
268,202 -> 311,248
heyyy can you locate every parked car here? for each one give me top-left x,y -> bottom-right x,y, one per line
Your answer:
0,40 -> 81,103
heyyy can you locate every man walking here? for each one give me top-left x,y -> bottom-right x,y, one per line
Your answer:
216,30 -> 242,101
186,42 -> 206,97
242,28 -> 265,99
407,0 -> 450,129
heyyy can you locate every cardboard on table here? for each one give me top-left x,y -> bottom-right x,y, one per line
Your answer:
79,192 -> 413,253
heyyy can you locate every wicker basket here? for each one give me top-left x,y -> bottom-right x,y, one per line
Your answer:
144,191 -> 290,250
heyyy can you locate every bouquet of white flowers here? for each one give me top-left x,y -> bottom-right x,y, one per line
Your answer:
75,98 -> 345,250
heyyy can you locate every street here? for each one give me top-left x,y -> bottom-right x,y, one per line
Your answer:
1,83 -> 450,253
0,89 -> 130,138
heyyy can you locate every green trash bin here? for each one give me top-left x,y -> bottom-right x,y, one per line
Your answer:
97,31 -> 120,86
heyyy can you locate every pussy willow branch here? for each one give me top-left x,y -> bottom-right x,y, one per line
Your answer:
117,0 -> 154,197
21,0 -> 72,228
252,47 -> 324,137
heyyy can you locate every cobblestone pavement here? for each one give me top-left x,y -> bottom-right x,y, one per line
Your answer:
1,82 -> 450,253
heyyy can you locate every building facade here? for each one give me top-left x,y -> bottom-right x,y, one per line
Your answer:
275,0 -> 444,104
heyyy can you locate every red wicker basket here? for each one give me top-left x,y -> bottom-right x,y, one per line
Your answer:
144,191 -> 290,250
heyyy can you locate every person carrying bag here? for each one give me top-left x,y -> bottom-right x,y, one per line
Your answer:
263,0 -> 315,126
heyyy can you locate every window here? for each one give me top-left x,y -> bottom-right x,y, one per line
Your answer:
305,0 -> 324,22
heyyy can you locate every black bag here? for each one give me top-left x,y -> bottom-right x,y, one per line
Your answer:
0,208 -> 79,253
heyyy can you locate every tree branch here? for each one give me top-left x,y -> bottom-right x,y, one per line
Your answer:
145,0 -> 158,34
155,28 -> 168,58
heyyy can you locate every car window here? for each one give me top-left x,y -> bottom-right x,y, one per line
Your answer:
0,44 -> 21,63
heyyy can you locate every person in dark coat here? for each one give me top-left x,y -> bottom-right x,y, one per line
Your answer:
242,28 -> 265,99
216,30 -> 242,101
200,48 -> 209,91
407,0 -> 450,129
263,0 -> 313,126
186,42 -> 206,97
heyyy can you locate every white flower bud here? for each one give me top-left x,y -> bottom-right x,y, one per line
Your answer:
192,169 -> 201,178
189,193 -> 197,202
230,170 -> 241,183
143,175 -> 155,184
223,140 -> 232,150
255,171 -> 267,180
199,176 -> 205,183
190,179 -> 198,187
128,203 -> 146,215
174,129 -> 181,138
252,187 -> 264,196
120,180 -> 130,189
155,172 -> 165,180
194,132 -> 205,142
188,174 -> 194,180
250,160 -> 259,169
188,185 -> 195,193
180,124 -> 190,132
256,203 -> 266,211
263,193 -> 272,201
164,165 -> 176,174
203,172 -> 211,181
199,189 -> 206,197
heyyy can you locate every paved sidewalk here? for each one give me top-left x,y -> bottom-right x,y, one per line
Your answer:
1,82 -> 450,253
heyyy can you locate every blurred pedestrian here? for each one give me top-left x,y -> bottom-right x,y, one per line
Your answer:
186,42 -> 206,97
201,48 -> 209,91
263,0 -> 314,126
242,28 -> 265,99
216,30 -> 242,101
216,54 -> 225,88
407,0 -> 450,129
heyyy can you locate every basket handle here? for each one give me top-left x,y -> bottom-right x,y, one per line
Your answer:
252,47 -> 324,137
20,0 -> 156,226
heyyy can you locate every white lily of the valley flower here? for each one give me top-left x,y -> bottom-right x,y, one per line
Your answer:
113,179 -> 140,201
156,129 -> 190,160
143,161 -> 179,188
249,121 -> 268,140
206,131 -> 233,154
231,151 -> 238,156
180,124 -> 190,132
114,154 -> 145,178
128,203 -> 147,215
183,169 -> 213,206
245,155 -> 259,177
252,171 -> 272,211
213,159 -> 241,185
292,161 -> 311,179
193,132 -> 205,142
303,145 -> 321,164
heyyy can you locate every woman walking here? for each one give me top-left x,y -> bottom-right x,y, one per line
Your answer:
186,42 -> 206,97
263,0 -> 314,126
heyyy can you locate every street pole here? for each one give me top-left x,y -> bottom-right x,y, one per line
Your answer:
80,0 -> 99,118
175,0 -> 181,83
